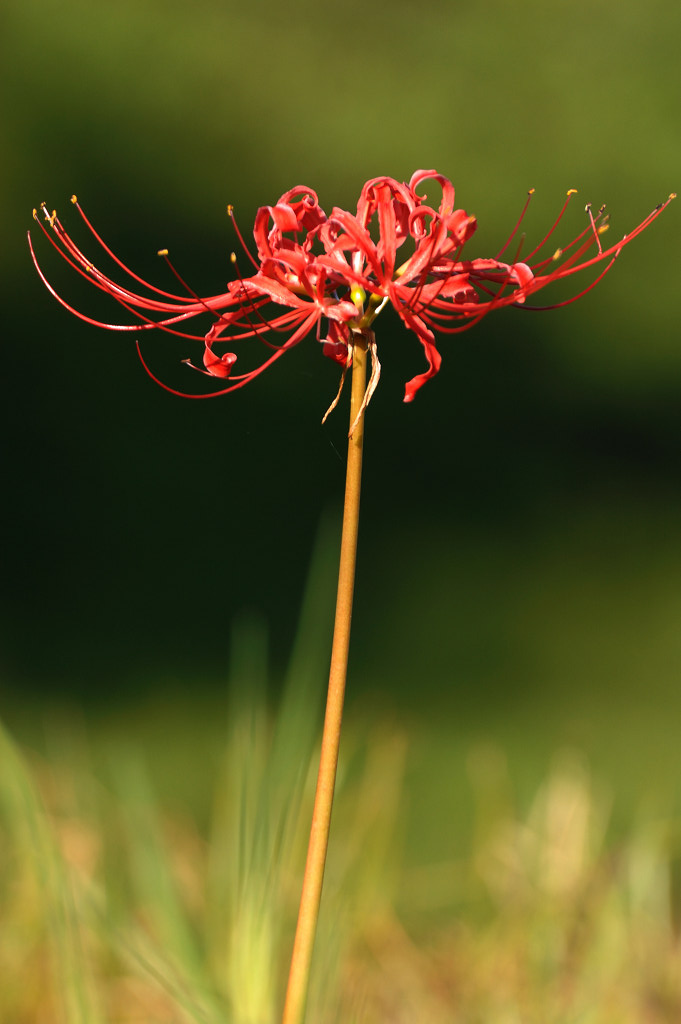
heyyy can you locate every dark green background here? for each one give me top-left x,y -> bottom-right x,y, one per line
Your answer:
2,0 -> 680,755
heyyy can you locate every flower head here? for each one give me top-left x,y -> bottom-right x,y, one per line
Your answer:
30,173 -> 675,414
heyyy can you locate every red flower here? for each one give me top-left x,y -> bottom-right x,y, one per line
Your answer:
30,173 -> 675,411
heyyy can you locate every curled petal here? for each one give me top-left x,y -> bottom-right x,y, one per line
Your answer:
356,176 -> 418,233
395,307 -> 443,402
403,340 -> 442,402
204,345 -> 237,377
507,261 -> 534,300
445,209 -> 477,246
409,170 -> 456,219
270,203 -> 302,233
278,187 -> 324,227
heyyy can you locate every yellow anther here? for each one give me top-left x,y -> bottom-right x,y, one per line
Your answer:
528,188 -> 536,195
552,248 -> 563,261
157,248 -> 169,256
227,204 -> 234,217
597,224 -> 610,236
567,189 -> 578,197
37,203 -> 55,227
71,194 -> 78,204
230,252 -> 237,263
670,193 -> 677,200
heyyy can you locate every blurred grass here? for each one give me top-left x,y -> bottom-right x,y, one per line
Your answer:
3,530 -> 681,1023
0,528 -> 406,1023
3,691 -> 681,1022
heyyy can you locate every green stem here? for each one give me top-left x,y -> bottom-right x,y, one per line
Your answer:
281,332 -> 369,1024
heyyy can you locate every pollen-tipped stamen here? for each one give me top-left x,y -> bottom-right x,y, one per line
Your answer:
495,188 -> 535,261
227,204 -> 261,272
521,189 -> 579,263
228,253 -> 298,348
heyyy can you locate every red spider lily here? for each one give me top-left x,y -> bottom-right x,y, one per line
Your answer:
30,173 -> 675,411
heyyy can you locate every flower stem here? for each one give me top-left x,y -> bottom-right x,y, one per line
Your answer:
281,332 -> 370,1024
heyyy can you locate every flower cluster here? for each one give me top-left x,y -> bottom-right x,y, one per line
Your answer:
30,171 -> 674,411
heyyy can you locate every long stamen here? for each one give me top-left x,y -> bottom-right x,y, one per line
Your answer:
519,253 -> 619,310
529,210 -> 607,273
156,249 -> 244,336
534,212 -> 611,278
32,207 -> 215,318
69,196 -> 201,303
495,189 -> 534,260
585,202 -> 606,255
227,204 -> 261,271
228,254 -> 296,348
28,230 -> 210,340
522,189 -> 578,261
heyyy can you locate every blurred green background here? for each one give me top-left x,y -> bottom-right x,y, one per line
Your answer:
2,0 -> 680,802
